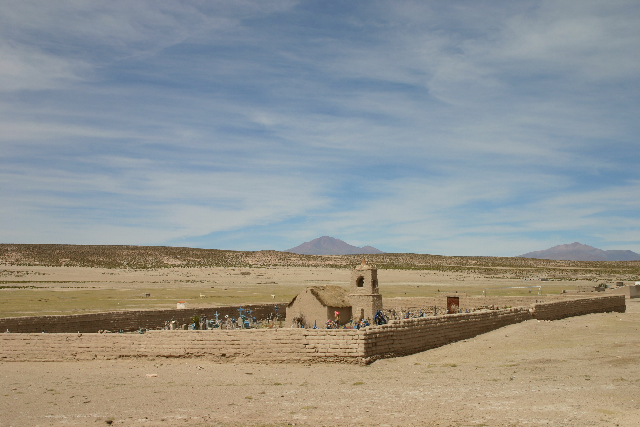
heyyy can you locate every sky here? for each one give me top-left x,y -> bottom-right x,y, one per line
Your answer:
1,0 -> 639,256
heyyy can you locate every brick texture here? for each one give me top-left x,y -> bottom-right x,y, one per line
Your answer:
530,295 -> 625,320
0,296 -> 625,364
0,304 -> 287,333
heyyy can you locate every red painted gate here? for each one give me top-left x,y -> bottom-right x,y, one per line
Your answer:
447,296 -> 460,314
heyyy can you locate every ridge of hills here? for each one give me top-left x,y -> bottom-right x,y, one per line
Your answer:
285,236 -> 383,255
1,244 -> 639,282
518,242 -> 640,262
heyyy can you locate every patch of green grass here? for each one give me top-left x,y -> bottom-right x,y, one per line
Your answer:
0,285 -> 301,318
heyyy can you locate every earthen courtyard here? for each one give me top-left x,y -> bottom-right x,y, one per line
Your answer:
1,247 -> 639,426
2,299 -> 639,426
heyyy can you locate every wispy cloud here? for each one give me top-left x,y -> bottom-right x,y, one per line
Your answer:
1,0 -> 639,255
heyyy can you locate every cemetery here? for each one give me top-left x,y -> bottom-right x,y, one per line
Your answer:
2,249 -> 638,426
0,261 -> 626,364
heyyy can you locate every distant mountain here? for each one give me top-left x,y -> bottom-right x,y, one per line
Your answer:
285,236 -> 384,256
518,242 -> 640,261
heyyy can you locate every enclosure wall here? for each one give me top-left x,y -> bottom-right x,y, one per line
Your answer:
0,296 -> 625,363
0,304 -> 287,333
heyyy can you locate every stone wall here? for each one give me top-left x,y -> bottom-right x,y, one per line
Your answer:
0,296 -> 625,363
360,308 -> 532,360
0,303 -> 287,333
531,295 -> 625,320
0,328 -> 365,363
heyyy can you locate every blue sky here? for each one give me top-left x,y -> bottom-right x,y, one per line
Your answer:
1,0 -> 639,256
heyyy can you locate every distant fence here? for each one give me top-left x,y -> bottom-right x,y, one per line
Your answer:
530,296 -> 625,320
0,304 -> 287,333
0,296 -> 625,363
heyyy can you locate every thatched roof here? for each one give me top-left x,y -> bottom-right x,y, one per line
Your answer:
288,285 -> 351,308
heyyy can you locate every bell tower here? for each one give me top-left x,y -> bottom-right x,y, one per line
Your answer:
348,260 -> 383,321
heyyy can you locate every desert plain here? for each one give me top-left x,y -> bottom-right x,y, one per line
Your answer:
1,246 -> 640,426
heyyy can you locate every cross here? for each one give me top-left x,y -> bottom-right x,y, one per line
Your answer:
246,308 -> 252,317
214,311 -> 220,322
237,306 -> 245,317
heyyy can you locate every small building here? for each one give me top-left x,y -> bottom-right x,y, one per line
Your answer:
286,285 -> 352,328
286,260 -> 383,327
177,301 -> 187,309
349,260 -> 383,322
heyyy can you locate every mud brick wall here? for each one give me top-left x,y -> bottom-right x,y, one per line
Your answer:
0,328 -> 366,363
0,296 -> 625,363
0,303 -> 287,333
301,329 -> 364,359
360,308 -> 532,360
530,295 -> 625,320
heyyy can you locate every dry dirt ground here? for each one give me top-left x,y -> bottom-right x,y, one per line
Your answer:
0,265 -> 602,317
1,301 -> 638,427
2,265 -> 639,426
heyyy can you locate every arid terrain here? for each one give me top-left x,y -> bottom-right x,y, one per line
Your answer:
2,244 -> 639,318
1,245 -> 639,426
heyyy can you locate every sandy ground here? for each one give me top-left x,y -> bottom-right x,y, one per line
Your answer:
0,265 -> 599,317
1,299 -> 638,427
2,265 -> 639,426
1,265 -> 602,290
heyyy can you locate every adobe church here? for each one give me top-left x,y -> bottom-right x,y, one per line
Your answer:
286,260 -> 383,328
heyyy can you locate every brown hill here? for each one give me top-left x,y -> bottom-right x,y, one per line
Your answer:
518,242 -> 640,261
2,244 -> 639,282
285,236 -> 384,255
